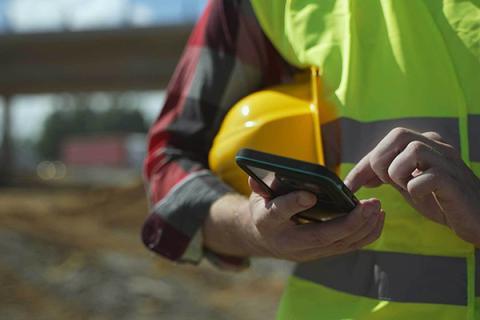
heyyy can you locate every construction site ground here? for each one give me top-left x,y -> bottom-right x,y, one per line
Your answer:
0,182 -> 292,320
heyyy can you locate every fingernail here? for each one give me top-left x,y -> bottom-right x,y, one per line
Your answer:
297,192 -> 316,207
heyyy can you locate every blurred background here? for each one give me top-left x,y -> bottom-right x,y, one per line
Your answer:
0,1 -> 292,319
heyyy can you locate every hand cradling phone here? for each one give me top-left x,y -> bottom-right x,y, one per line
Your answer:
235,148 -> 358,223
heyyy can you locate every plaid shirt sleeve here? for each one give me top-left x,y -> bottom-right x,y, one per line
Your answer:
142,0 -> 295,269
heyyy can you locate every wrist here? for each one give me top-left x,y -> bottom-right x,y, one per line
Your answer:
235,199 -> 270,257
203,193 -> 253,257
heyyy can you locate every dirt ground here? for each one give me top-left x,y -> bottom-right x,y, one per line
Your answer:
0,182 -> 293,320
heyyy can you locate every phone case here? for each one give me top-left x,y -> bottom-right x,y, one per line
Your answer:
236,148 -> 358,222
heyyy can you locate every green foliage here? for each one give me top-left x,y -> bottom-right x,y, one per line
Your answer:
38,106 -> 148,160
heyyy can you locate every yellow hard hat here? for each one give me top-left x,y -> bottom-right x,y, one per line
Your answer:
209,67 -> 336,196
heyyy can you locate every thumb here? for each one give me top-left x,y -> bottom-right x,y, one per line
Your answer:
266,191 -> 317,222
248,176 -> 272,199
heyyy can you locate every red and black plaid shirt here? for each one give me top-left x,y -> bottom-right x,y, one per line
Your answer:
142,0 -> 296,269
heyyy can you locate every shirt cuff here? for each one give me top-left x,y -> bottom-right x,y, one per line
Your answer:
142,169 -> 249,269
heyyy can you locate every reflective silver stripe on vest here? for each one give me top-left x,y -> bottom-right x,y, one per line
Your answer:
294,250 -> 467,305
321,117 -> 461,168
469,115 -> 480,162
476,249 -> 480,297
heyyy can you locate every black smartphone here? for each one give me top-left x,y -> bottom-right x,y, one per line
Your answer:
235,148 -> 358,222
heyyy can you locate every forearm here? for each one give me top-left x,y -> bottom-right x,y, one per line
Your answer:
203,193 -> 264,258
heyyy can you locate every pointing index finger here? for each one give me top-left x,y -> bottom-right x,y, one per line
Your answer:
345,128 -> 448,193
344,153 -> 377,193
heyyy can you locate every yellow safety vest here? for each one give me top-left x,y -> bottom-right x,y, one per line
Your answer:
249,1 -> 480,319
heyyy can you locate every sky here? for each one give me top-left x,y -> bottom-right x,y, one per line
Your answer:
0,0 -> 208,33
0,0 -> 207,141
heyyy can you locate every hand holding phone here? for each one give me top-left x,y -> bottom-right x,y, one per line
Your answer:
219,148 -> 385,261
236,148 -> 359,222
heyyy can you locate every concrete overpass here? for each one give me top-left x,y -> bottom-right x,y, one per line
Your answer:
0,25 -> 193,181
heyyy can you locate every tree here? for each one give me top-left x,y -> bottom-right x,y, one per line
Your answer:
37,95 -> 148,160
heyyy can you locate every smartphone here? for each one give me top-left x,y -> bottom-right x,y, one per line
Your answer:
235,148 -> 358,222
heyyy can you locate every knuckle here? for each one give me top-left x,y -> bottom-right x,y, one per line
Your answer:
423,131 -> 443,141
406,140 -> 426,156
389,127 -> 411,141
